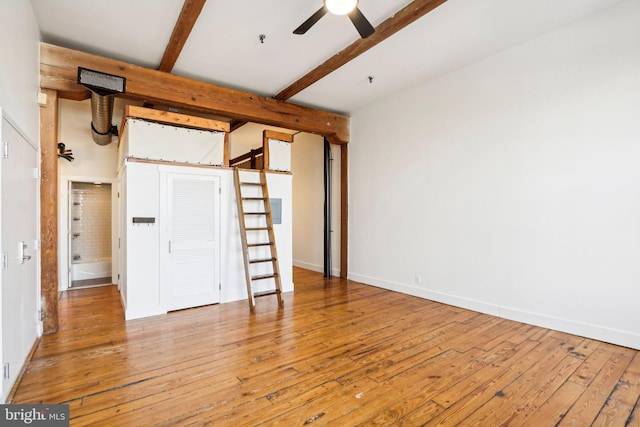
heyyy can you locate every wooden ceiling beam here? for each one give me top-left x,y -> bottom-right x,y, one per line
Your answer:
158,0 -> 207,73
40,43 -> 350,144
230,120 -> 248,132
275,0 -> 448,100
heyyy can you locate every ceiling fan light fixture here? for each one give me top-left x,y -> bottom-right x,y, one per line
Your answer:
324,0 -> 358,15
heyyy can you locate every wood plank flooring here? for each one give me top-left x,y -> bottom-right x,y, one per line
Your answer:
11,268 -> 640,426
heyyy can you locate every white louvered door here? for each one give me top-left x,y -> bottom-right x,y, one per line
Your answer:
165,174 -> 220,311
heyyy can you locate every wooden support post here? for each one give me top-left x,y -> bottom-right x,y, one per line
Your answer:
340,144 -> 348,279
223,132 -> 230,167
40,89 -> 59,334
262,136 -> 270,171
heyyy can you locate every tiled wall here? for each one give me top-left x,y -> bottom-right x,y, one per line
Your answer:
71,182 -> 112,263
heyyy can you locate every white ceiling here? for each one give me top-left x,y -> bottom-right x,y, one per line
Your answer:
30,0 -> 626,116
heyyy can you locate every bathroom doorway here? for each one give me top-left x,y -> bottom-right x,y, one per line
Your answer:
69,181 -> 113,288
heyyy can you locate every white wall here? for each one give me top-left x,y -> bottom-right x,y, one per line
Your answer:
0,0 -> 41,403
58,99 -> 121,178
350,0 -> 640,349
57,99 -> 121,290
0,0 -> 40,142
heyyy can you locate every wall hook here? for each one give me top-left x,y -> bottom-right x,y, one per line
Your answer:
57,142 -> 74,162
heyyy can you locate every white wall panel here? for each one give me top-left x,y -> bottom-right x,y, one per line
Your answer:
121,162 -> 293,319
123,162 -> 162,319
123,119 -> 225,166
268,139 -> 291,172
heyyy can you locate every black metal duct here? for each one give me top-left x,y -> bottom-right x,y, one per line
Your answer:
77,67 -> 126,146
324,138 -> 332,278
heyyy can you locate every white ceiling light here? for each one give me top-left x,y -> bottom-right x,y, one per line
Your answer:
324,0 -> 358,16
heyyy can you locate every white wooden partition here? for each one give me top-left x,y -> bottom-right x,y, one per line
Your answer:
117,109 -> 292,320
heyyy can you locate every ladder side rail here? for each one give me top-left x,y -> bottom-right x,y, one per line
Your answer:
260,170 -> 284,307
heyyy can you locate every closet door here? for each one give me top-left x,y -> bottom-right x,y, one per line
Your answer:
1,113 -> 39,399
165,174 -> 220,311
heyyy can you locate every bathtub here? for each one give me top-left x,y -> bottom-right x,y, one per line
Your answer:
72,259 -> 112,281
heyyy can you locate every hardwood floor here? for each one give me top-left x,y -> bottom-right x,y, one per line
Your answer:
11,268 -> 640,426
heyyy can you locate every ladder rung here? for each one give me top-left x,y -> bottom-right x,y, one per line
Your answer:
252,273 -> 279,281
242,197 -> 267,201
249,257 -> 277,264
240,182 -> 263,186
253,289 -> 281,298
244,212 -> 268,215
246,227 -> 271,231
247,242 -> 274,247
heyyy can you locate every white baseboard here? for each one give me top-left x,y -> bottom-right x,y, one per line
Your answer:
348,272 -> 640,351
293,260 -> 322,273
124,305 -> 165,321
293,260 -> 341,277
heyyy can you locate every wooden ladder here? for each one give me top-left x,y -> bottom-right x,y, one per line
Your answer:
234,168 -> 284,313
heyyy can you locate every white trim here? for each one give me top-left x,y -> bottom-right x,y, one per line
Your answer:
293,260 -> 340,277
293,260 -> 323,273
58,175 -> 117,292
119,281 -> 164,320
348,272 -> 640,351
1,109 -> 38,151
124,305 -> 165,321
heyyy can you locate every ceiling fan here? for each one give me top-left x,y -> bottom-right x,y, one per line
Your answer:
294,0 -> 375,39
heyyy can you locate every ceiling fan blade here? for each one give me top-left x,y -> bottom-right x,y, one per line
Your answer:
348,7 -> 375,39
293,6 -> 329,35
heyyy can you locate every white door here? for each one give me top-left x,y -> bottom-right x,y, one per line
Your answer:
0,111 -> 39,400
165,174 -> 220,311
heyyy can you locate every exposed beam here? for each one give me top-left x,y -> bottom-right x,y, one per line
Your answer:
158,0 -> 207,73
230,120 -> 248,133
39,89 -> 59,334
264,130 -> 294,143
40,43 -> 350,144
230,0 -> 447,132
275,0 -> 448,100
123,105 -> 230,133
58,89 -> 90,101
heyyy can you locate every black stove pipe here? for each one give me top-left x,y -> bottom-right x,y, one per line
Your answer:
324,138 -> 332,278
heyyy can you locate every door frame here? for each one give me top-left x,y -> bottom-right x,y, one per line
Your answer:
58,176 -> 117,291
